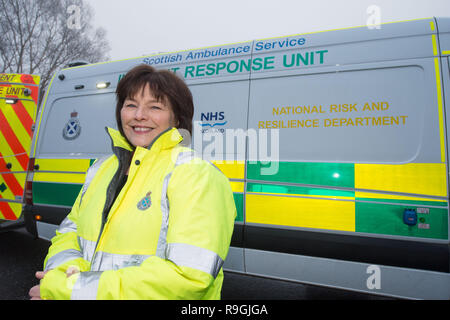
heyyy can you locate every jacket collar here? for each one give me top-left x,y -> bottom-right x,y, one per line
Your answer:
105,127 -> 183,154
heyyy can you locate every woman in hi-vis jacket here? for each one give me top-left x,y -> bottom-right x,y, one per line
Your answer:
29,64 -> 236,300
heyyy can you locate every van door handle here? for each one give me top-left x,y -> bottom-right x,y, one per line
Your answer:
6,163 -> 12,169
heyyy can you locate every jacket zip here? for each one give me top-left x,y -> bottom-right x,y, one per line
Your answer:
90,144 -> 130,267
89,127 -> 179,268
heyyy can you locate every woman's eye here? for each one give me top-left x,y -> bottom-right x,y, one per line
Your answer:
126,104 -> 136,108
151,105 -> 161,110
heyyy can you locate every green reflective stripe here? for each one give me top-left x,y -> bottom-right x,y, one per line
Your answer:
32,182 -> 81,206
355,202 -> 448,239
247,162 -> 355,188
247,183 -> 354,197
233,193 -> 244,222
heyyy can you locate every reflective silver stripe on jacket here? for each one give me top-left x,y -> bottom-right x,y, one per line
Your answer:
57,216 -> 77,234
78,236 -> 96,262
80,155 -> 109,206
90,251 -> 151,271
78,235 -> 150,271
156,151 -> 196,259
155,171 -> 172,259
44,249 -> 83,271
156,151 -> 223,278
166,243 -> 224,278
71,272 -> 102,300
44,217 -> 81,271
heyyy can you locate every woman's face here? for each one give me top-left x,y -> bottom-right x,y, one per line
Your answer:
120,84 -> 177,148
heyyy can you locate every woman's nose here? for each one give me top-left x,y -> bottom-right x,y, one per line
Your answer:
134,106 -> 147,120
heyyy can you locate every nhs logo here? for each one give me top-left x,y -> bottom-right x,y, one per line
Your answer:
200,111 -> 227,133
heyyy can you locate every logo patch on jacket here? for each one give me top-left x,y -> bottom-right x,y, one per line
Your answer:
137,192 -> 152,210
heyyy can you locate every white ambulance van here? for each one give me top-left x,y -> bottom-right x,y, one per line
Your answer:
24,17 -> 450,299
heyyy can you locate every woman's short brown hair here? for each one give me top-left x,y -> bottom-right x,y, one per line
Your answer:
115,64 -> 194,138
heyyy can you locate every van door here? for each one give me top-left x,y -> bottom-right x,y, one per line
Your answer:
0,74 -> 40,220
182,42 -> 253,272
244,20 -> 449,297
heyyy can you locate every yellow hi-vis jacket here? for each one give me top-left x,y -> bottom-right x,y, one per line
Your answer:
40,127 -> 236,300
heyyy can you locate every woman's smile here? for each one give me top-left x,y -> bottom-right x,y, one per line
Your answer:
121,84 -> 176,148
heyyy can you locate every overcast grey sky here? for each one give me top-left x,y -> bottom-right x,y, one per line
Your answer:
89,0 -> 450,61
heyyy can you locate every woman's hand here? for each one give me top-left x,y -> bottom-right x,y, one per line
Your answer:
29,267 -> 80,300
29,271 -> 47,300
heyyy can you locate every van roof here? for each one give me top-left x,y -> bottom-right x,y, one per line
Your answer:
57,17 -> 448,76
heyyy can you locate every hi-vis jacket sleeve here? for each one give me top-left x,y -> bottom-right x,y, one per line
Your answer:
40,159 -> 237,300
41,156 -> 110,275
42,189 -> 90,274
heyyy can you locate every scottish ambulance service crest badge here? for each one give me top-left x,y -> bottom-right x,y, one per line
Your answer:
137,192 -> 152,210
62,110 -> 81,140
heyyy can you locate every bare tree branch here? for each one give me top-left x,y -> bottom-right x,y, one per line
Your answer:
0,0 -> 110,105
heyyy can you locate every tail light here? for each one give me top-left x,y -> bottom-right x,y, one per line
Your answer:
24,158 -> 35,205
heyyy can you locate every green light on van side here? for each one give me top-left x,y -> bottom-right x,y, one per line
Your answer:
246,161 -> 355,188
247,183 -> 354,198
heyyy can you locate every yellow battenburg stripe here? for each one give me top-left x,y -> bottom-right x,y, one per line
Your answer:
211,160 -> 245,180
246,193 -> 355,232
33,172 -> 86,184
442,50 -> 450,55
355,191 -> 445,203
249,191 -> 354,201
229,181 -> 244,193
355,163 -> 447,197
33,159 -> 91,184
35,159 -> 91,173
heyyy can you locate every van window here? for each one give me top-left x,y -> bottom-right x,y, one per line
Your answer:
38,93 -> 117,157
